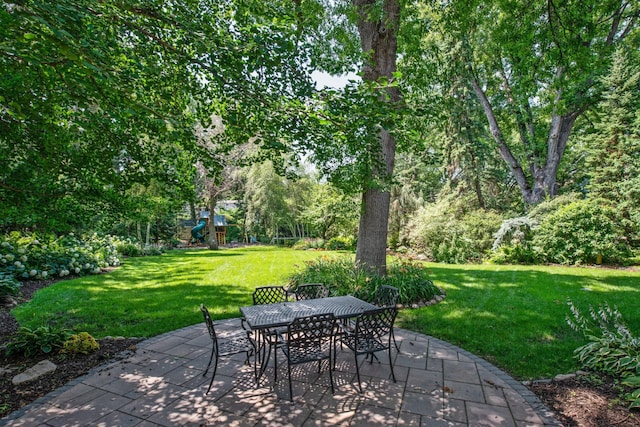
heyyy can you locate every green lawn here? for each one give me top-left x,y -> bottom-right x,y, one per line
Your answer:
398,263 -> 640,379
12,246 -> 325,338
12,247 -> 640,381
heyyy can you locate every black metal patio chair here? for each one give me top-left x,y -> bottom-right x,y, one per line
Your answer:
294,283 -> 329,301
372,285 -> 399,307
252,286 -> 289,377
277,313 -> 336,401
337,306 -> 397,393
200,304 -> 256,394
252,285 -> 289,305
372,285 -> 401,351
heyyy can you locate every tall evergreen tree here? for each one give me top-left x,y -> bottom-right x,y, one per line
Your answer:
586,48 -> 640,245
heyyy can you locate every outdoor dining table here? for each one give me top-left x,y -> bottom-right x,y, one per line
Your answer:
239,295 -> 377,331
239,295 -> 378,381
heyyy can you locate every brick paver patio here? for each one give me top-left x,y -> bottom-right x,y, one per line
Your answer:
1,318 -> 561,426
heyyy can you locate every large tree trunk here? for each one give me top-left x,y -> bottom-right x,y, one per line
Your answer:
471,77 -> 579,205
353,0 -> 401,275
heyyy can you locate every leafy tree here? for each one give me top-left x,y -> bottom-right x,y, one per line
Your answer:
401,0 -> 639,206
302,182 -> 359,240
298,0 -> 405,274
1,1 -> 315,233
243,161 -> 291,241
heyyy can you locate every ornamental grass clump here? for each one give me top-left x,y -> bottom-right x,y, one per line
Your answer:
566,299 -> 640,408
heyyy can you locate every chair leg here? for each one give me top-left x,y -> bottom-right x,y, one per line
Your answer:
287,361 -> 293,402
392,329 -> 400,352
388,345 -> 396,382
203,347 -> 215,376
328,345 -> 335,394
354,352 -> 363,393
206,356 -> 218,394
273,341 -> 278,383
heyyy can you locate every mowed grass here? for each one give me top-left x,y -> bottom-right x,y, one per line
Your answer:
12,247 -> 640,380
12,246 -> 325,339
397,263 -> 640,380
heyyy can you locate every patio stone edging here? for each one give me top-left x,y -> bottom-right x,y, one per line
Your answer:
421,333 -> 562,426
1,321 -> 563,427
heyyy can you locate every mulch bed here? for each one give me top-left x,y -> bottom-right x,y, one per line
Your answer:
0,279 -> 141,418
530,376 -> 640,427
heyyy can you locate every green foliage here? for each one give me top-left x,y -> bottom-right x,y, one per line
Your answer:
143,246 -> 164,256
61,332 -> 100,355
5,325 -> 71,358
115,241 -> 143,257
292,238 -> 326,250
0,272 -> 20,299
288,255 -> 440,305
586,48 -> 640,249
566,299 -> 640,408
326,236 -> 356,251
0,232 -> 121,281
622,376 -> 640,409
1,1 -> 317,236
289,255 -> 367,298
406,203 -> 502,263
534,199 -> 632,265
370,260 -> 441,305
403,1 -> 638,205
490,217 -> 539,264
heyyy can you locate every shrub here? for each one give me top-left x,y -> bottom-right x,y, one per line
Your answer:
289,255 -> 369,298
292,238 -> 326,250
406,205 -> 502,263
326,236 -> 356,251
566,299 -> 640,408
288,256 -> 440,305
0,232 -> 120,281
534,199 -> 632,265
114,237 -> 143,257
61,332 -> 100,355
369,260 -> 441,305
527,193 -> 582,221
143,245 -> 164,256
0,272 -> 20,300
5,325 -> 71,358
490,216 -> 539,264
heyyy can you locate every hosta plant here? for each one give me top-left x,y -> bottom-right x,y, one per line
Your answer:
566,299 -> 640,408
4,325 -> 71,358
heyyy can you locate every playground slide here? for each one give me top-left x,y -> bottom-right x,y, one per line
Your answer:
191,219 -> 207,243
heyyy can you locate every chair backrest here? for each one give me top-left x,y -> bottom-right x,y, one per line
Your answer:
355,306 -> 397,341
373,285 -> 399,307
200,304 -> 218,343
294,283 -> 329,301
252,286 -> 288,305
287,313 -> 336,353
